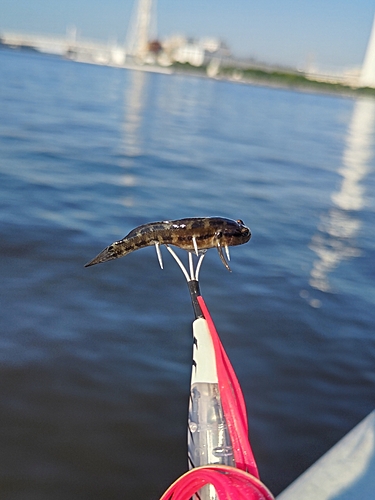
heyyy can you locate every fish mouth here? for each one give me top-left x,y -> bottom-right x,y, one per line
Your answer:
234,226 -> 251,242
242,227 -> 251,240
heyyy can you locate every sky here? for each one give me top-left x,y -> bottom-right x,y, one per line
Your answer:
1,0 -> 375,70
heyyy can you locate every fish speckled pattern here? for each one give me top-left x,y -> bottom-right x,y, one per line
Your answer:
85,217 -> 251,270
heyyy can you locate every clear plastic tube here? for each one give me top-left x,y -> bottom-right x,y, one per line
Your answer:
188,382 -> 235,499
188,382 -> 235,468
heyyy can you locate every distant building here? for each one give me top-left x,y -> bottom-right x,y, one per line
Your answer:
163,36 -> 231,67
173,40 -> 205,66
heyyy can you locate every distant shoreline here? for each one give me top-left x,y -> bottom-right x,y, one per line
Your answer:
2,43 -> 374,99
171,62 -> 375,99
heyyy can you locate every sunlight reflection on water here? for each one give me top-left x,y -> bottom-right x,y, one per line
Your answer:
307,98 -> 375,297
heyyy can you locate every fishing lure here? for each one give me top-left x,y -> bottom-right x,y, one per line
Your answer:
85,217 -> 251,271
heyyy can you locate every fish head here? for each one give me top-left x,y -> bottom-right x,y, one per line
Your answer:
218,218 -> 251,247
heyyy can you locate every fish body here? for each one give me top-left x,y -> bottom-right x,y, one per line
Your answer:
85,217 -> 251,269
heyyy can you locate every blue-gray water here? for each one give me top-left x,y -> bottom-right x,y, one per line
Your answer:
0,49 -> 374,499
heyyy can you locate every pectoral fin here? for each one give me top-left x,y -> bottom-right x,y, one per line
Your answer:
216,243 -> 232,272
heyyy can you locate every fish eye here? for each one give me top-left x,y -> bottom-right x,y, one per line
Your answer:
236,219 -> 244,225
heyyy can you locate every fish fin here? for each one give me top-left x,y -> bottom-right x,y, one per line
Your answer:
225,245 -> 231,261
216,243 -> 232,272
192,236 -> 199,256
155,242 -> 164,269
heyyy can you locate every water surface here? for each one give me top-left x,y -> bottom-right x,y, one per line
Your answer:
0,49 -> 374,498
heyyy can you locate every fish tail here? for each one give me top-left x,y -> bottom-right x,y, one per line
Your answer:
84,239 -> 134,267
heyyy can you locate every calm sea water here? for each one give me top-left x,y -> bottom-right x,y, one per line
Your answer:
0,49 -> 374,499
